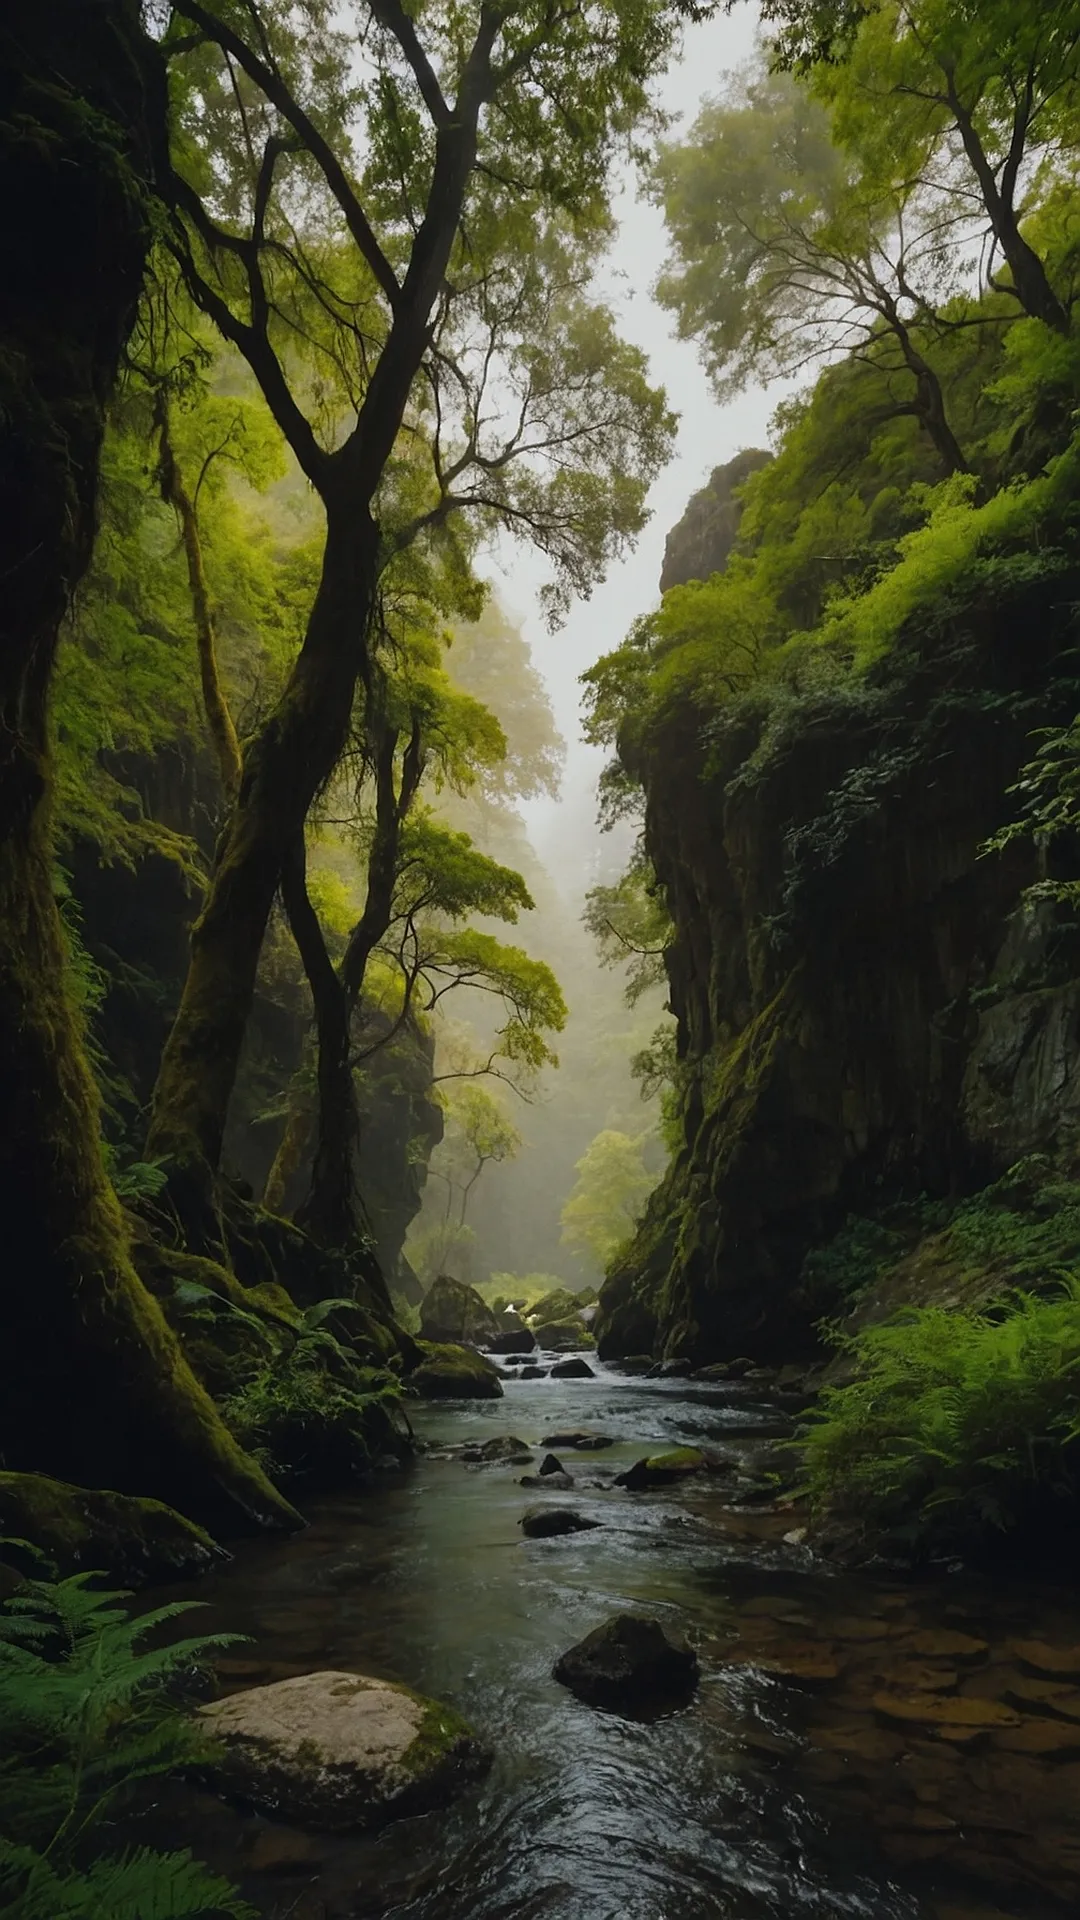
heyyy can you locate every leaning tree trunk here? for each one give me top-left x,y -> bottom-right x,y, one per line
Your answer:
146,502 -> 379,1230
0,0 -> 298,1534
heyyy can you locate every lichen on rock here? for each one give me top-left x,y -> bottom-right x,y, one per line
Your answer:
198,1670 -> 487,1831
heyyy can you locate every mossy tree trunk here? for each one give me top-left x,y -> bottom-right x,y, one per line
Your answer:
145,502 -> 379,1232
0,0 -> 298,1534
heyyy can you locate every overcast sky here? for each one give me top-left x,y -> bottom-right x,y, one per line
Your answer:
489,4 -> 777,864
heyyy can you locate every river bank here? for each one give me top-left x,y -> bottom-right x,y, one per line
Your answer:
118,1360 -> 1080,1920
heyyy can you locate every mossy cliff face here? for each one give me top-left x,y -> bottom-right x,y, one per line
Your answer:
597,568 -> 1080,1363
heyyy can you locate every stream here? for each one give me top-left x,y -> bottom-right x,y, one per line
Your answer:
143,1361 -> 1080,1920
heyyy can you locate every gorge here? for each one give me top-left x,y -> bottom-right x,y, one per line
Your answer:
5,0 -> 1080,1916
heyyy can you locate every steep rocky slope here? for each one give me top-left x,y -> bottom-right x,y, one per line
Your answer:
597,478 -> 1080,1364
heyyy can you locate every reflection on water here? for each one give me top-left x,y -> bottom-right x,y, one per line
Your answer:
140,1366 -> 1080,1920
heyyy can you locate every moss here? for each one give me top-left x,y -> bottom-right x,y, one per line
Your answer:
408,1342 -> 503,1400
398,1691 -> 481,1779
529,1287 -> 587,1325
643,1447 -> 706,1474
0,1472 -> 224,1586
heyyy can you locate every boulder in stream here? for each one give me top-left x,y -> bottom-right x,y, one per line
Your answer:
549,1358 -> 595,1380
539,1429 -> 613,1451
519,1365 -> 549,1379
198,1670 -> 487,1832
460,1435 -> 533,1466
419,1275 -> 500,1348
409,1342 -> 503,1399
520,1469 -> 573,1490
616,1447 -> 710,1490
487,1324 -> 536,1355
553,1615 -> 698,1714
538,1453 -> 566,1476
520,1506 -> 600,1538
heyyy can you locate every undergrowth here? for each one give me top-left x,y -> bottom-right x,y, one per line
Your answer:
802,1277 -> 1080,1550
221,1297 -> 405,1486
0,1565 -> 252,1919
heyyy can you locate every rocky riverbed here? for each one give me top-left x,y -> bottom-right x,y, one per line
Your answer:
135,1358 -> 1080,1919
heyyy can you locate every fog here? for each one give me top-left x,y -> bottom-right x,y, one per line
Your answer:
407,6 -> 788,1297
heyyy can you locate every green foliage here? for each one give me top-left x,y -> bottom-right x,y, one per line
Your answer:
802,1280 -> 1080,1546
479,1273 -> 567,1308
560,1128 -> 657,1277
798,1204 -> 943,1311
0,1570 -> 252,1920
222,1301 -> 404,1486
584,847 -> 670,1006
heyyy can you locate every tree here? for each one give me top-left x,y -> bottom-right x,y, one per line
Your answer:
145,0 -> 680,1231
560,1128 -> 656,1274
653,64 -> 972,473
409,1082 -> 522,1281
764,0 -> 1080,333
584,845 -> 671,1005
0,0 -> 294,1529
265,810 -> 566,1224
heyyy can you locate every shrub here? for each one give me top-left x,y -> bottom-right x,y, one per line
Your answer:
802,1279 -> 1080,1548
223,1299 -> 404,1486
0,1566 -> 252,1919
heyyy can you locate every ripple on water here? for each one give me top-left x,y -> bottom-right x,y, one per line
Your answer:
138,1366 -> 1079,1919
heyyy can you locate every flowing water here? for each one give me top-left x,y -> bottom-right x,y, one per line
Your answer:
142,1362 -> 1080,1920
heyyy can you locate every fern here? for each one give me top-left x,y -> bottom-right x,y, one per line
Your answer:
0,1573 -> 254,1920
802,1276 -> 1080,1547
223,1301 -> 404,1487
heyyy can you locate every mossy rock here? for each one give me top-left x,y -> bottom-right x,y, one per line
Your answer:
419,1275 -> 500,1348
615,1448 -> 708,1491
532,1317 -> 594,1351
0,1472 -> 226,1587
408,1343 -> 503,1400
529,1287 -> 587,1326
199,1670 -> 489,1831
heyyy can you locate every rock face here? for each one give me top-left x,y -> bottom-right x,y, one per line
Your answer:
659,449 -> 772,595
199,1671 -> 486,1832
596,532 -> 1080,1364
419,1275 -> 500,1348
0,1472 -> 224,1587
408,1343 -> 503,1399
553,1615 -> 699,1713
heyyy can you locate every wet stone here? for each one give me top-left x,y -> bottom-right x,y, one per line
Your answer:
554,1614 -> 698,1715
538,1430 -> 613,1451
538,1453 -> 565,1476
873,1693 -> 1020,1730
519,1507 -> 600,1539
908,1629 -> 989,1663
1002,1676 -> 1080,1721
519,1470 -> 573,1490
1011,1638 -> 1080,1680
549,1358 -> 595,1380
246,1827 -> 319,1873
991,1718 -> 1080,1758
198,1671 -> 487,1833
460,1435 -> 533,1466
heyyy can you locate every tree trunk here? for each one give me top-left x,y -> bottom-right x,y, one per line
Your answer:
888,311 -> 970,476
146,502 -> 379,1218
155,390 -> 243,798
280,836 -> 359,1249
949,97 -> 1070,334
299,710 -> 425,1242
0,0 -> 298,1533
